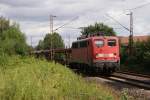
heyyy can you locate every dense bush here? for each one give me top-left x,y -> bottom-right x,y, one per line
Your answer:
121,38 -> 150,66
0,17 -> 28,56
143,51 -> 150,65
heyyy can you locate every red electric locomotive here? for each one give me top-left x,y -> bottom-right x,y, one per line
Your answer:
69,35 -> 120,74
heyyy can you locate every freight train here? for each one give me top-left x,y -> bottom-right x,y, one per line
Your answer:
32,33 -> 120,74
68,34 -> 120,74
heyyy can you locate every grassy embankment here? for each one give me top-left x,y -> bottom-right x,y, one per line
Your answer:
0,55 -> 118,100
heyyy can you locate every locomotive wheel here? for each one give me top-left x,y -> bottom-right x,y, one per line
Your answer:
102,67 -> 111,75
102,67 -> 107,74
107,68 -> 112,75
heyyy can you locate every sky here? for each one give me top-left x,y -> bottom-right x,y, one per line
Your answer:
0,0 -> 150,47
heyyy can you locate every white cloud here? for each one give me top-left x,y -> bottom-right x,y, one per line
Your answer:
0,0 -> 45,7
0,0 -> 150,47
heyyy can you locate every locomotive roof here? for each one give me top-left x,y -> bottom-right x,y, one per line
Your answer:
73,36 -> 118,43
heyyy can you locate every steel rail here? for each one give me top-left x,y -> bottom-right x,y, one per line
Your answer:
116,71 -> 150,79
102,72 -> 150,90
103,76 -> 150,90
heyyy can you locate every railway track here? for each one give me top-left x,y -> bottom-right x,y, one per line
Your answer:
71,67 -> 150,90
104,72 -> 150,90
116,71 -> 150,78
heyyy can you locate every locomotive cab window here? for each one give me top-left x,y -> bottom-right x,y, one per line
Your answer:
94,40 -> 104,48
108,39 -> 116,46
72,42 -> 78,48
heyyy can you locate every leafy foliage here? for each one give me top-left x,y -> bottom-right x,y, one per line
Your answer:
0,17 -> 10,33
81,22 -> 116,36
121,38 -> 150,66
0,17 -> 28,55
37,32 -> 64,50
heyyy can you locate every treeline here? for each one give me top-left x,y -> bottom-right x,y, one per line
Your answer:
0,17 -> 65,56
37,32 -> 64,50
121,39 -> 150,67
81,22 -> 116,36
0,17 -> 28,56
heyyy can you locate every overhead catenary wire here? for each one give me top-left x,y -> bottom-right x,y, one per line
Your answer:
103,2 -> 150,28
59,27 -> 81,30
105,14 -> 130,32
128,2 -> 150,11
54,16 -> 79,31
105,1 -> 150,21
105,1 -> 150,32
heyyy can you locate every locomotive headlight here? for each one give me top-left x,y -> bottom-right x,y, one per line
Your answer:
108,53 -> 117,57
96,53 -> 104,58
108,53 -> 114,57
96,53 -> 117,58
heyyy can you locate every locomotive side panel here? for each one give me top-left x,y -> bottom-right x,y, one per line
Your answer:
70,39 -> 92,66
87,39 -> 93,66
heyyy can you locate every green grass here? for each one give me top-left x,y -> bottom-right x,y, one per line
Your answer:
0,55 -> 116,100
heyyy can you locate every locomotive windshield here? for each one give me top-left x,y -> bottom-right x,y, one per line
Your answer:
94,40 -> 104,47
108,39 -> 116,46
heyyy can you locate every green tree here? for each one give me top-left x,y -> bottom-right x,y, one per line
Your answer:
36,32 -> 65,60
138,38 -> 150,65
0,17 -> 28,55
37,32 -> 64,50
36,40 -> 44,50
121,37 -> 150,66
81,22 -> 116,36
0,16 -> 10,33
